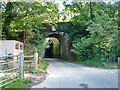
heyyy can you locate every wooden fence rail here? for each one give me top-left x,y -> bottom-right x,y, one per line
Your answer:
24,53 -> 38,70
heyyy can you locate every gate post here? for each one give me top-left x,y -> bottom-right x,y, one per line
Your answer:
19,53 -> 24,79
118,57 -> 120,68
34,53 -> 38,70
118,57 -> 120,90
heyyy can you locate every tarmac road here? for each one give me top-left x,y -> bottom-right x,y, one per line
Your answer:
32,58 -> 118,88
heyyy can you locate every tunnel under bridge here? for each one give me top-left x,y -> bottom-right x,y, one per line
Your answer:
41,32 -> 72,60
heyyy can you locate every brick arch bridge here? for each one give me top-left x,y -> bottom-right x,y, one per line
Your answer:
41,32 -> 71,60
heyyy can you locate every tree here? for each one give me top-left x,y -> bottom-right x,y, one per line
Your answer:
72,12 -> 118,62
2,1 -> 59,55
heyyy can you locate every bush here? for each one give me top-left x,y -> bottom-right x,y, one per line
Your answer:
20,77 -> 33,84
72,60 -> 118,69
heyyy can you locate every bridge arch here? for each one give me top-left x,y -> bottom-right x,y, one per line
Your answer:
44,32 -> 69,59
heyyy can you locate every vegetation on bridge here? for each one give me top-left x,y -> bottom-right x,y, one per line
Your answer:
61,1 -> 119,68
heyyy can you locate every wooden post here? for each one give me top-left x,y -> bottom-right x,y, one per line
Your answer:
34,53 -> 38,70
118,57 -> 120,69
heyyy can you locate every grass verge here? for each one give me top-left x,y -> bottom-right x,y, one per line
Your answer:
0,77 -> 32,89
67,60 -> 118,69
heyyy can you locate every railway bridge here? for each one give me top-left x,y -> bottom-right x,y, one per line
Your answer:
41,31 -> 72,60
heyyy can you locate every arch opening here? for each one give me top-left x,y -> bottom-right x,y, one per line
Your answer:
42,33 -> 69,59
44,37 -> 61,58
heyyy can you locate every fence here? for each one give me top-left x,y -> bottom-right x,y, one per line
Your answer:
24,53 -> 38,73
0,53 -> 38,88
24,53 -> 38,69
0,53 -> 24,88
24,55 -> 34,72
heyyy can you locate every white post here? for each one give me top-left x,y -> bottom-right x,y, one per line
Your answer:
118,57 -> 120,70
34,53 -> 38,70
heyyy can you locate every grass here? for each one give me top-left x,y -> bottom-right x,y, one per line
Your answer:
67,59 -> 118,69
0,77 -> 32,89
38,57 -> 48,70
24,57 -> 48,74
36,57 -> 48,73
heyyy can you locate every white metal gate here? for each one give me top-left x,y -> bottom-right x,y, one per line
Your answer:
0,53 -> 24,88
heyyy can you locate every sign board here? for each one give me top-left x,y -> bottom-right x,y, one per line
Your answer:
51,26 -> 56,32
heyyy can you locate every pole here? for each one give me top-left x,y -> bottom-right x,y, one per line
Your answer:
34,53 -> 38,70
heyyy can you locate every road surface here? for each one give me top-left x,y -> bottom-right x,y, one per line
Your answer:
32,58 -> 118,88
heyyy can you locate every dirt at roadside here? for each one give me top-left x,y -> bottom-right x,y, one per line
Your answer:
24,72 -> 48,87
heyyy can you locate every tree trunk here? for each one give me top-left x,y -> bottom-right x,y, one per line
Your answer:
2,2 -> 14,39
104,45 -> 107,61
90,1 -> 93,20
113,2 -> 116,21
23,10 -> 28,54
